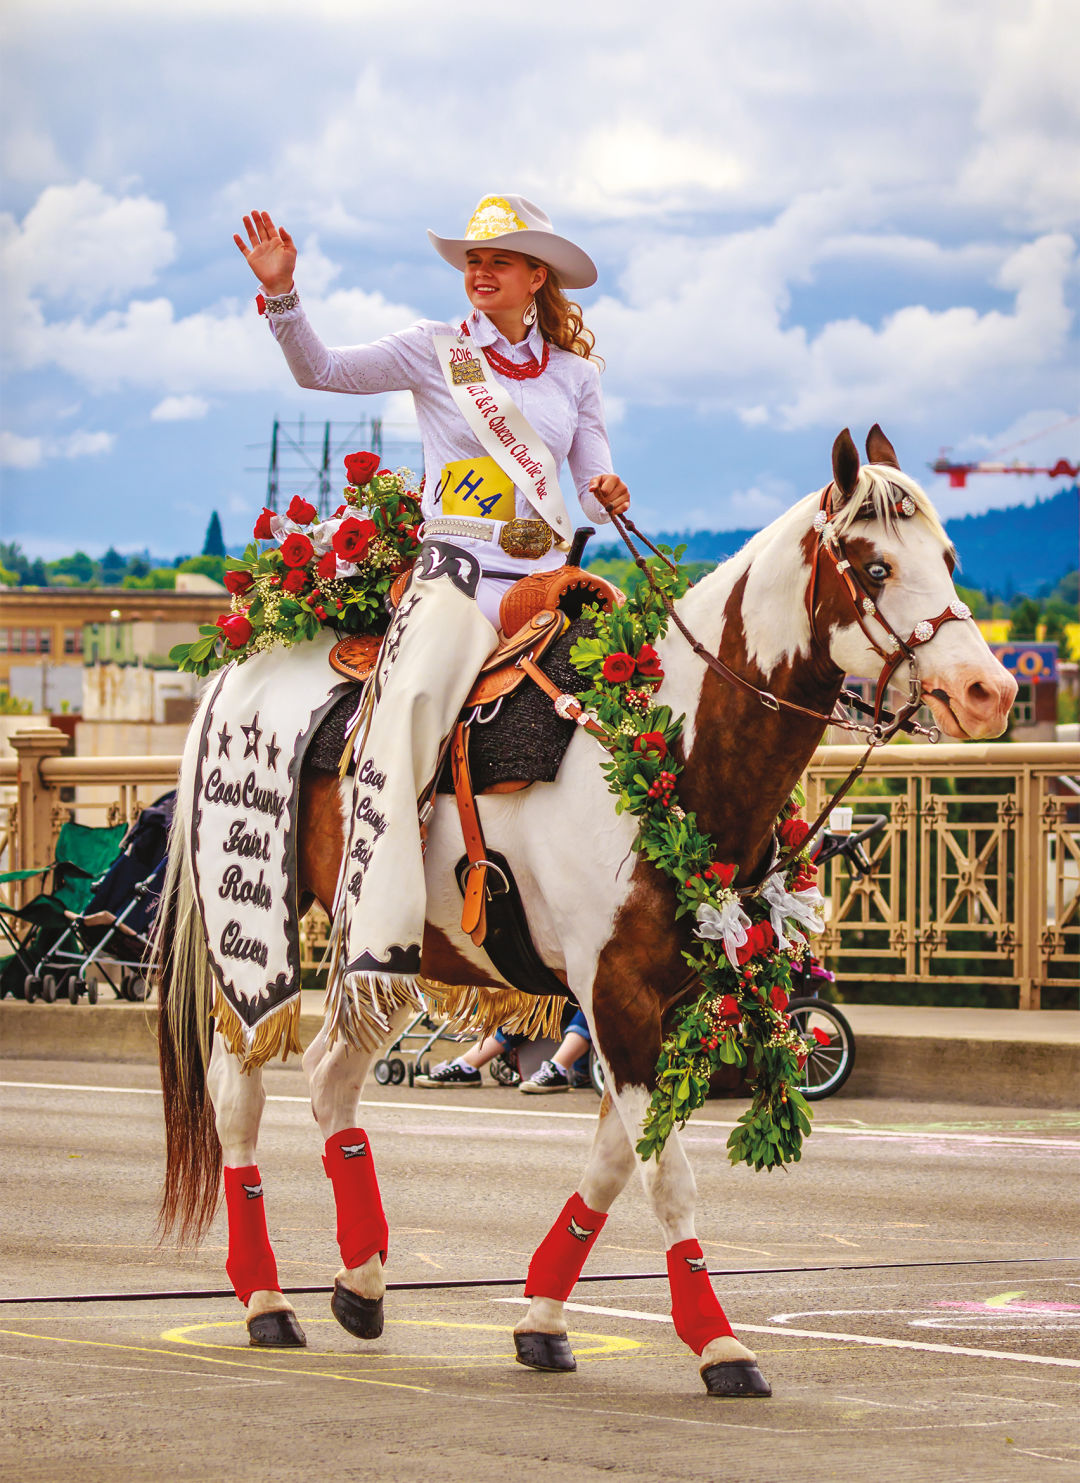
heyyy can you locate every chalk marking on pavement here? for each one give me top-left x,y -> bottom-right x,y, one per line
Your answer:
3,1081 -> 1078,1151
493,1299 -> 1080,1370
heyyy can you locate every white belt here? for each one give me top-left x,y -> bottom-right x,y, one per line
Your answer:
419,515 -> 555,559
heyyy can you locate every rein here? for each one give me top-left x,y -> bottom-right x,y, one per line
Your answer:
604,492 -> 969,894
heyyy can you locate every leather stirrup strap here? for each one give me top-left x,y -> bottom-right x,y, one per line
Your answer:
516,656 -> 608,740
451,721 -> 489,945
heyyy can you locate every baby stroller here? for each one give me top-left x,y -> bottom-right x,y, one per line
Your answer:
24,792 -> 175,1004
0,819 -> 127,1002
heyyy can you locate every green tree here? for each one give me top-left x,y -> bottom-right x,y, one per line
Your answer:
100,546 -> 127,585
22,558 -> 48,586
121,568 -> 176,589
202,511 -> 226,558
48,551 -> 97,585
1009,597 -> 1041,639
177,554 -> 226,583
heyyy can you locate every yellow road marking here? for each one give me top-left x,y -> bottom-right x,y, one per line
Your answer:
0,1327 -> 430,1392
162,1316 -> 640,1364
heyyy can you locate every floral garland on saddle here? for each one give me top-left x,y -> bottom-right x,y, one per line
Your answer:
170,452 -> 423,676
569,546 -> 827,1173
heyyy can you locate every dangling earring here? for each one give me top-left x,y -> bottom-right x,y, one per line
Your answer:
523,297 -> 537,327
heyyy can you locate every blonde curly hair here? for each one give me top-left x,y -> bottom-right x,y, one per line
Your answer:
529,262 -> 601,363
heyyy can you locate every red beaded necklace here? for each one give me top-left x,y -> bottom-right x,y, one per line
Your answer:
459,320 -> 550,381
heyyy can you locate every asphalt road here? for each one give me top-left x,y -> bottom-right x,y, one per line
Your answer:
2,1056 -> 1078,1483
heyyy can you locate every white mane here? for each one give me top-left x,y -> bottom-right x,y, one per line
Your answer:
831,464 -> 951,551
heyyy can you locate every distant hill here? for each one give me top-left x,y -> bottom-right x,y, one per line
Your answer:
586,486 -> 1078,599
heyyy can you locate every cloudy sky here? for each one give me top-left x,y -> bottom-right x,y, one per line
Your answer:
2,0 -> 1078,558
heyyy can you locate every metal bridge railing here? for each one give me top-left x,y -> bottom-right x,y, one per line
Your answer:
3,729 -> 1077,1005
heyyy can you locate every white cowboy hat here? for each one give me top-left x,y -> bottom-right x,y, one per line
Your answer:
427,194 -> 597,290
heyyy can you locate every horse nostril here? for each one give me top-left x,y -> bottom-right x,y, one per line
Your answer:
967,682 -> 990,705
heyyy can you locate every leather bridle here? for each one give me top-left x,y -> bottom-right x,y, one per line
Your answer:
607,487 -> 974,891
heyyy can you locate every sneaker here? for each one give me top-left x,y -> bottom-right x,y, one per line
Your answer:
414,1060 -> 482,1088
520,1059 -> 569,1094
568,1069 -> 593,1090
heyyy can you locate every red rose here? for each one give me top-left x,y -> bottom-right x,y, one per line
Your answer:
636,644 -> 663,679
736,920 -> 775,965
253,508 -> 275,540
707,861 -> 737,889
718,994 -> 741,1025
223,569 -> 254,596
333,516 -> 376,562
316,550 -> 337,581
217,613 -> 252,648
344,451 -> 380,487
333,504 -> 347,518
632,731 -> 668,758
602,651 -> 635,684
770,986 -> 789,1012
286,495 -> 317,525
279,532 -> 314,568
281,569 -> 306,594
780,818 -> 811,851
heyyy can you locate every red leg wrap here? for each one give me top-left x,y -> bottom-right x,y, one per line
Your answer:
223,1164 -> 280,1306
666,1238 -> 734,1354
322,1128 -> 388,1269
524,1193 -> 608,1302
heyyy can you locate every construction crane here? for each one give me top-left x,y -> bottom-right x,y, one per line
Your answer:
929,455 -> 1078,488
929,413 -> 1080,487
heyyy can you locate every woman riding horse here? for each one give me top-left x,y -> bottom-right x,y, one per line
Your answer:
228,195 -> 628,1341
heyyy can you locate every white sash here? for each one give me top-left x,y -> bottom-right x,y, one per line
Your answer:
432,328 -> 573,546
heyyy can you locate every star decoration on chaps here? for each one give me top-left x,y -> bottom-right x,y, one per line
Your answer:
265,732 -> 281,772
241,712 -> 262,761
216,723 -> 232,759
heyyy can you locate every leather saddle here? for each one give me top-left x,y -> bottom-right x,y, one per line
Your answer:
329,561 -> 620,715
327,546 -> 621,984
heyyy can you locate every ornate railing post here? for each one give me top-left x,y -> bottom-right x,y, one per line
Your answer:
10,728 -> 69,905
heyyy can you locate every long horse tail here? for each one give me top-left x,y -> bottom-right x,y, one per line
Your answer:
152,791 -> 221,1245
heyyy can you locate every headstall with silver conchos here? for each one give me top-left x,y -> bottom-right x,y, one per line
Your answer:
808,480 -> 972,743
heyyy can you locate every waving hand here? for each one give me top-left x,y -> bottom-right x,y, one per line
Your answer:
234,210 -> 297,296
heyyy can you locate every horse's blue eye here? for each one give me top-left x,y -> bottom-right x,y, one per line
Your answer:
867,562 -> 889,582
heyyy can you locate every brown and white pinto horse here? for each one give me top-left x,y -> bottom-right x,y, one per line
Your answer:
157,427 -> 1015,1395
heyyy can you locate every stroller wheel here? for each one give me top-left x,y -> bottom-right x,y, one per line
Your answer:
86,978 -> 99,1005
388,1058 -> 406,1085
43,974 -> 59,1004
373,1059 -> 392,1086
24,974 -> 40,1002
67,976 -> 83,1005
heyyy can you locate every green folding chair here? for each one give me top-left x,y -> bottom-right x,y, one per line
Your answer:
0,820 -> 127,1001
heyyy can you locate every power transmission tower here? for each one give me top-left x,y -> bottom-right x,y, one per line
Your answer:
251,416 -> 418,518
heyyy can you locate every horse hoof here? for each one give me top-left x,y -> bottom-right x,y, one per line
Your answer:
514,1331 -> 577,1372
701,1360 -> 772,1397
247,1310 -> 307,1348
331,1279 -> 384,1340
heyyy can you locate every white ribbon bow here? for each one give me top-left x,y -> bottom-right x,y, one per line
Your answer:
759,876 -> 826,951
695,897 -> 752,971
270,513 -> 359,577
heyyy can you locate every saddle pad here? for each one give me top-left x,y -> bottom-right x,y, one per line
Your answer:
307,618 -> 594,794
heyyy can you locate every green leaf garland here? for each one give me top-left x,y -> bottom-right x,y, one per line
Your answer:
570,546 -> 821,1172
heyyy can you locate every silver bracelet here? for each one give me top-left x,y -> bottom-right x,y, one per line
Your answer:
263,288 -> 299,314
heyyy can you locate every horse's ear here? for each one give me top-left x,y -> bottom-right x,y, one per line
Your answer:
866,424 -> 901,469
831,428 -> 861,501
